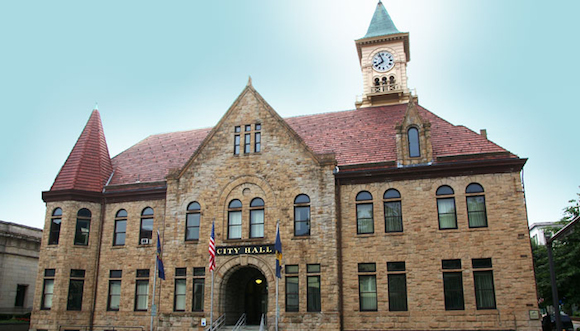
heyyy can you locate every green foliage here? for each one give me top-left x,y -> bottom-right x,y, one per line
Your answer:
533,193 -> 580,313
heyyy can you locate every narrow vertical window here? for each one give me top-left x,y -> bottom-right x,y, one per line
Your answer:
14,284 -> 27,307
383,189 -> 403,232
442,259 -> 464,310
358,263 -> 377,311
114,210 -> 127,246
67,269 -> 85,311
107,270 -> 122,311
294,194 -> 311,236
466,183 -> 488,228
254,123 -> 262,153
307,264 -> 321,312
436,186 -> 457,229
139,207 -> 154,245
387,262 -> 407,311
228,200 -> 242,239
244,133 -> 251,153
186,202 -> 201,241
192,267 -> 205,311
250,198 -> 265,238
41,269 -> 55,310
234,126 -> 241,155
174,268 -> 186,311
408,127 -> 420,157
74,208 -> 91,246
285,265 -> 299,312
356,191 -> 374,234
48,208 -> 62,245
134,269 -> 150,311
472,258 -> 496,309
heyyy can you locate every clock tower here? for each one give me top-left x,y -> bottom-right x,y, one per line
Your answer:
355,0 -> 411,108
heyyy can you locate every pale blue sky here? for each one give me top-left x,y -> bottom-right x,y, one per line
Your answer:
1,0 -> 578,229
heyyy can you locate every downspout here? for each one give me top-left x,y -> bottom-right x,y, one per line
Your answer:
334,168 -> 344,331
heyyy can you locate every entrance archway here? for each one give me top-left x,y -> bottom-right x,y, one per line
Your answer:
223,266 -> 268,325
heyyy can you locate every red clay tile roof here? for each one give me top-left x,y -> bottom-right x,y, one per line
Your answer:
51,110 -> 113,192
107,104 -> 516,186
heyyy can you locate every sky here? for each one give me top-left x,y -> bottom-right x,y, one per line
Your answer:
1,0 -> 579,229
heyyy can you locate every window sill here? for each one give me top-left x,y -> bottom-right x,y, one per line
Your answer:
356,233 -> 375,238
72,244 -> 90,248
137,244 -> 154,248
291,236 -> 311,240
224,238 -> 267,244
111,245 -> 126,249
185,240 -> 200,244
384,232 -> 404,236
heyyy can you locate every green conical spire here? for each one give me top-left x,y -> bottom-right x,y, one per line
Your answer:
362,0 -> 400,39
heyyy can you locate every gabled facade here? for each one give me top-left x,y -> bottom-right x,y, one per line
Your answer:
31,2 -> 540,331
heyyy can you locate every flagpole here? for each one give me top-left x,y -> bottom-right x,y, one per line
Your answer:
208,220 -> 217,329
151,230 -> 158,331
275,220 -> 280,331
210,269 -> 214,328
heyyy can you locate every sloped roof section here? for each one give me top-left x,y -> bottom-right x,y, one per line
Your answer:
106,103 -> 516,186
361,1 -> 401,39
51,110 -> 113,192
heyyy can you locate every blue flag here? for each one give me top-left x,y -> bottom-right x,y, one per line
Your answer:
156,230 -> 165,280
275,224 -> 282,278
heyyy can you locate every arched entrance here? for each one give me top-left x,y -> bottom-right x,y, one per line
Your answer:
223,266 -> 268,325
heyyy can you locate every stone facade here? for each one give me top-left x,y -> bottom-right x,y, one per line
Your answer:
0,220 -> 42,315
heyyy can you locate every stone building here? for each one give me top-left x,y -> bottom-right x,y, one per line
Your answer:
0,220 -> 42,315
31,2 -> 540,330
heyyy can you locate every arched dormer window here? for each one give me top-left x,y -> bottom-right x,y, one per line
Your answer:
48,208 -> 62,245
139,207 -> 154,245
408,127 -> 420,157
294,194 -> 311,236
74,208 -> 91,246
250,198 -> 265,238
436,185 -> 457,229
356,191 -> 374,234
228,199 -> 242,239
384,189 -> 402,232
186,202 -> 201,241
466,183 -> 487,228
113,209 -> 127,246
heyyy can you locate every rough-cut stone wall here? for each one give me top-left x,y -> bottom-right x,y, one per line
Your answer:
340,172 -> 540,331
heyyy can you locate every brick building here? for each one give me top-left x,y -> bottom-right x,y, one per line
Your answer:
31,2 -> 540,330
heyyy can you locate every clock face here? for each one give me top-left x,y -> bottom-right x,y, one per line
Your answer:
372,51 -> 395,72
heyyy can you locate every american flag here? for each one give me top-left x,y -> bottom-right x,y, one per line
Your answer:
209,221 -> 216,271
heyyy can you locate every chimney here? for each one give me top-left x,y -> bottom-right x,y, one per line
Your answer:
480,129 -> 487,139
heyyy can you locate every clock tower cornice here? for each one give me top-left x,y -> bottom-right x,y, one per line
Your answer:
355,32 -> 410,64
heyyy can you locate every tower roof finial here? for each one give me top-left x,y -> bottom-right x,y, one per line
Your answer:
247,76 -> 253,87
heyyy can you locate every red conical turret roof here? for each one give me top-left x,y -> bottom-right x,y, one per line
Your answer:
50,109 -> 113,192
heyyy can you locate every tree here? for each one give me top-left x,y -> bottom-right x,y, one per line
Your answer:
532,193 -> 580,313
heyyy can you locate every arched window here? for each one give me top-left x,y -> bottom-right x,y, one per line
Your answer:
186,202 -> 201,241
74,208 -> 91,246
139,207 -> 154,245
228,200 -> 243,239
384,189 -> 403,232
381,77 -> 388,85
249,198 -> 265,238
436,185 -> 457,229
113,209 -> 127,246
466,183 -> 487,228
294,194 -> 311,236
48,208 -> 62,245
356,191 -> 374,234
408,127 -> 420,157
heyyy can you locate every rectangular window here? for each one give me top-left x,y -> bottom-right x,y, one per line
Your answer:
467,195 -> 487,228
67,269 -> 85,311
108,270 -> 122,311
244,133 -> 251,153
114,220 -> 126,246
174,268 -> 186,311
41,269 -> 55,310
140,218 -> 153,244
192,267 -> 205,311
357,203 -> 374,234
285,265 -> 299,312
234,126 -> 241,155
442,259 -> 464,310
250,209 -> 264,238
437,197 -> 457,229
228,210 -> 242,239
384,201 -> 403,232
135,269 -> 149,311
307,264 -> 321,312
472,258 -> 496,309
74,220 -> 90,246
387,262 -> 407,311
14,284 -> 27,307
48,218 -> 61,245
358,263 -> 377,311
186,212 -> 200,241
255,132 -> 261,153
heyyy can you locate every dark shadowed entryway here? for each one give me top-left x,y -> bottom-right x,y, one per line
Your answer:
223,266 -> 268,325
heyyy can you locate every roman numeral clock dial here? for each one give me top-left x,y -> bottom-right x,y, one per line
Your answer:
372,51 -> 395,72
